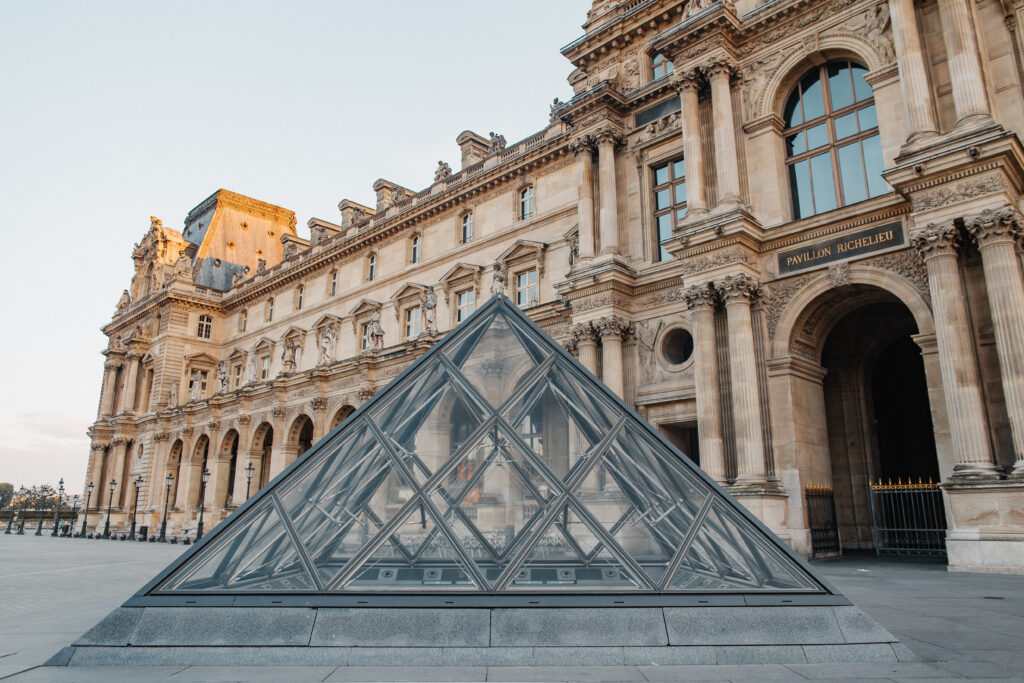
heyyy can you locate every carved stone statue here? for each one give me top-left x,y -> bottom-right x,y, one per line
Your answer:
216,361 -> 229,393
487,132 -> 507,154
189,370 -> 204,402
423,286 -> 437,335
490,264 -> 506,297
318,323 -> 338,365
434,161 -> 452,182
172,251 -> 192,280
281,338 -> 299,374
368,311 -> 385,350
167,383 -> 178,408
115,289 -> 131,315
636,320 -> 664,385
231,270 -> 245,288
255,258 -> 267,275
245,355 -> 258,384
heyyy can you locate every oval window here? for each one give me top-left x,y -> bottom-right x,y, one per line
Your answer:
662,328 -> 694,365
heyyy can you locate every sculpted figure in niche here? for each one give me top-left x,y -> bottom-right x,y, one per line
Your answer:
318,323 -> 338,365
490,264 -> 506,297
167,383 -> 178,408
423,286 -> 437,335
245,355 -> 258,384
216,361 -> 229,393
189,370 -> 204,402
368,311 -> 385,350
636,319 -> 665,385
281,338 -> 299,374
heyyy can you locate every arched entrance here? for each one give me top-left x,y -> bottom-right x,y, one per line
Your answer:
252,422 -> 274,489
774,268 -> 945,554
191,435 -> 210,509
288,414 -> 314,465
165,440 -> 183,510
218,430 -> 239,506
330,405 -> 355,431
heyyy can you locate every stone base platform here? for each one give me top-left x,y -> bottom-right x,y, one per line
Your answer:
47,604 -> 902,668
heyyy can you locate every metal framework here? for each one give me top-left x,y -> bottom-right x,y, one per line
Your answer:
131,295 -> 842,607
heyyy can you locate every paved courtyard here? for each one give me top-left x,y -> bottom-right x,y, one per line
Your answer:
0,535 -> 1020,681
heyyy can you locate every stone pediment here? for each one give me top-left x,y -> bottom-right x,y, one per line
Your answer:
348,298 -> 382,317
278,326 -> 307,342
312,313 -> 343,330
251,337 -> 276,353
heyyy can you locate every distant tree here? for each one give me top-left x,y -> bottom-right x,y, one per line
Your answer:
12,485 -> 60,510
0,483 -> 12,509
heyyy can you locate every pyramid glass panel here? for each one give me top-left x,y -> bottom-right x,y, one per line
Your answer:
147,296 -> 827,597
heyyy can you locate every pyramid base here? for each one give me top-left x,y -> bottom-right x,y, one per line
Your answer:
49,604 -> 903,667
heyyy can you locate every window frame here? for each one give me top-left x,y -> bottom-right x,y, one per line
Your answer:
515,268 -> 538,308
197,315 -> 212,339
519,186 -> 535,220
367,253 -> 377,282
404,306 -> 422,339
650,52 -> 674,82
265,298 -> 274,323
783,60 -> 884,220
410,234 -> 422,264
456,288 -> 475,323
296,285 -> 304,311
650,155 -> 687,262
239,309 -> 247,333
461,212 -> 474,243
329,270 -> 338,297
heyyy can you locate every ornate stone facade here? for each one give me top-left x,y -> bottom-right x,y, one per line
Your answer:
84,0 -> 1024,574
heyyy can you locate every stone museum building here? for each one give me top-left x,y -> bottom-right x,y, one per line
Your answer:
85,0 -> 1024,574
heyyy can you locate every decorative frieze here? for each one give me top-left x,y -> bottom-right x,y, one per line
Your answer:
310,397 -> 328,411
760,276 -> 813,339
680,248 -> 755,276
912,174 -> 1003,212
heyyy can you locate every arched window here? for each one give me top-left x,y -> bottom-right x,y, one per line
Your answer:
784,60 -> 887,219
410,234 -> 422,264
651,53 -> 674,82
461,213 -> 474,243
367,253 -> 377,281
519,186 -> 535,220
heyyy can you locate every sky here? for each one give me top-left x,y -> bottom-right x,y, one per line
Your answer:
0,0 -> 593,495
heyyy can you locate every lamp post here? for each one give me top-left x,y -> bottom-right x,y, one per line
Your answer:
51,478 -> 65,537
195,468 -> 211,541
3,486 -> 22,534
129,475 -> 144,540
16,486 -> 28,534
103,479 -> 117,539
159,473 -> 173,542
80,482 -> 94,537
34,499 -> 45,535
69,495 -> 81,537
244,462 -> 255,500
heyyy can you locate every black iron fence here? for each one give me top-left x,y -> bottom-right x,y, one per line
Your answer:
869,479 -> 947,557
804,485 -> 841,558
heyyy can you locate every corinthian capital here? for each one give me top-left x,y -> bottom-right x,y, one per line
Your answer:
671,69 -> 702,94
965,205 -> 1023,247
717,273 -> 762,304
569,321 -> 597,345
568,134 -> 594,156
684,283 -> 719,311
704,57 -> 738,82
593,315 -> 633,341
911,222 -> 961,259
592,126 -> 623,147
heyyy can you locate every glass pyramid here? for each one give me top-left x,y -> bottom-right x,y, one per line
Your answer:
148,295 -> 827,596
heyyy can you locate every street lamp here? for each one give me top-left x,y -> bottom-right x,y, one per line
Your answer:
159,473 -> 174,542
244,462 -> 255,499
103,479 -> 117,539
80,482 -> 95,537
3,485 -> 22,534
195,468 -> 211,541
69,495 -> 81,537
34,496 -> 45,535
129,475 -> 144,540
51,478 -> 65,537
16,486 -> 28,534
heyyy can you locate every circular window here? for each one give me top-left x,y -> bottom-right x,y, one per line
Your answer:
662,328 -> 694,365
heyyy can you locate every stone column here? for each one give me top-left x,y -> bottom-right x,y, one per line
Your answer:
99,362 -> 118,418
237,449 -> 264,505
966,208 -> 1024,475
596,316 -> 630,398
121,355 -> 140,413
888,0 -> 939,140
936,0 -> 991,124
595,128 -> 621,255
573,323 -> 599,377
685,285 -> 727,484
912,224 -> 998,476
571,135 -> 596,261
675,71 -> 708,216
106,440 -> 127,508
707,59 -> 741,207
720,274 -> 768,486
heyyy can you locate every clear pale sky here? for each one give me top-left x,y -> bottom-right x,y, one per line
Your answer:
0,0 -> 592,495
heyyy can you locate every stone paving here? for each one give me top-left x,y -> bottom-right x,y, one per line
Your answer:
0,535 -> 1021,681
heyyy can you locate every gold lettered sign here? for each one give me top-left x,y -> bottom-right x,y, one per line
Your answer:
778,222 -> 904,274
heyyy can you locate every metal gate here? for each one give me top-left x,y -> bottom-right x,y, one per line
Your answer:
869,479 -> 947,557
805,485 -> 841,558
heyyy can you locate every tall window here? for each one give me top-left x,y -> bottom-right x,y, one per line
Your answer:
461,213 -> 474,243
519,186 -> 535,220
784,60 -> 886,219
652,157 -> 687,261
651,52 -> 674,81
233,364 -> 242,390
296,285 -> 304,311
260,356 -> 270,380
197,315 -> 212,339
456,290 -> 475,322
367,253 -> 376,281
405,306 -> 422,338
360,323 -> 372,351
265,298 -> 274,322
410,234 -> 422,264
516,269 -> 538,307
329,270 -> 337,296
239,309 -> 247,332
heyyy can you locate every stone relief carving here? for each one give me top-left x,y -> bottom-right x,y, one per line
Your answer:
571,294 -> 631,313
367,310 -> 385,351
679,248 -> 755,276
741,52 -> 785,120
216,361 -> 229,393
271,406 -> 286,419
167,384 -> 178,409
866,250 -> 930,300
245,355 -> 258,384
761,275 -> 813,339
912,174 -> 1003,212
280,337 -> 300,374
833,2 -> 894,64
310,397 -> 328,411
317,323 -> 338,366
828,262 -> 850,288
423,286 -> 437,335
638,111 -> 681,142
638,287 -> 687,309
635,319 -> 665,385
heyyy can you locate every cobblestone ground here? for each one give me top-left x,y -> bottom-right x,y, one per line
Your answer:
0,535 -> 1021,681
